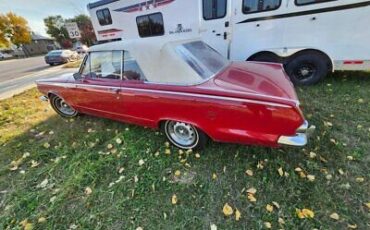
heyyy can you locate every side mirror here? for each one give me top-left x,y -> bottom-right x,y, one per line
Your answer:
73,72 -> 81,79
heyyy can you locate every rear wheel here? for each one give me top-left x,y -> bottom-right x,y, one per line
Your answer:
285,52 -> 330,86
50,95 -> 78,118
164,120 -> 207,150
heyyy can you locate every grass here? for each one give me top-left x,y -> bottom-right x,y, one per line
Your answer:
0,72 -> 369,229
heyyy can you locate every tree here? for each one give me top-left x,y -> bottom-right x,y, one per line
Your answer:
44,14 -> 96,48
44,15 -> 71,48
71,15 -> 96,46
0,12 -> 31,48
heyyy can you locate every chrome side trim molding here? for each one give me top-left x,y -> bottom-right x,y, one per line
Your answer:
39,96 -> 48,101
37,82 -> 292,108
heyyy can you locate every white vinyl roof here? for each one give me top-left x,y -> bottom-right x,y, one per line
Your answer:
89,37 -> 205,85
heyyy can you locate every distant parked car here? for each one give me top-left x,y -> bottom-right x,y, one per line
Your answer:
45,50 -> 78,66
0,51 -> 12,60
75,45 -> 88,54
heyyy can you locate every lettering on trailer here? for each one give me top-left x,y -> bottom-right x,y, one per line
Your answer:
169,24 -> 192,35
238,1 -> 370,24
114,0 -> 175,13
97,28 -> 123,38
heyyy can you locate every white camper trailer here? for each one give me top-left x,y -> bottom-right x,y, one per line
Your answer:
87,0 -> 370,85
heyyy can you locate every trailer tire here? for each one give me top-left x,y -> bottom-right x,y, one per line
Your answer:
285,52 -> 330,86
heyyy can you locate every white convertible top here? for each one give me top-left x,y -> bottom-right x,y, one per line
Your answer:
89,37 -> 208,85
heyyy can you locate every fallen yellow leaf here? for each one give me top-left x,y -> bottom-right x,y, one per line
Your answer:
355,177 -> 364,183
299,172 -> 306,178
84,187 -> 92,195
222,203 -> 233,216
266,204 -> 274,212
264,222 -> 272,229
174,170 -> 181,177
115,138 -> 122,144
210,224 -> 217,230
24,223 -> 33,230
329,212 -> 340,220
272,201 -> 280,209
165,149 -> 171,155
43,142 -> 50,149
347,223 -> 358,229
296,208 -> 315,219
235,208 -> 241,221
171,194 -> 178,205
212,173 -> 217,180
277,167 -> 284,177
165,142 -> 170,147
364,202 -> 370,209
245,169 -> 253,176
307,175 -> 316,182
309,152 -> 317,158
246,187 -> 257,194
278,217 -> 285,225
38,217 -> 46,223
247,193 -> 257,203
107,144 -> 113,149
295,167 -> 303,172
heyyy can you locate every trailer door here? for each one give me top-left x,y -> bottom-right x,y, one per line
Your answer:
200,0 -> 232,58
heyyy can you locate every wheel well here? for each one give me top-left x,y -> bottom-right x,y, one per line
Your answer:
47,92 -> 57,99
286,49 -> 333,72
247,51 -> 282,63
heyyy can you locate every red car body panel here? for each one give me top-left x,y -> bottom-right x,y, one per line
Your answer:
37,62 -> 305,147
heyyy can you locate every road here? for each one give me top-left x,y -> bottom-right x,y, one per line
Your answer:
0,56 -> 77,100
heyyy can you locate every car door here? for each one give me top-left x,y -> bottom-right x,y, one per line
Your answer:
200,0 -> 232,58
74,50 -> 125,118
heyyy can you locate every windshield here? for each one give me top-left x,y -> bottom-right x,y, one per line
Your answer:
176,41 -> 229,80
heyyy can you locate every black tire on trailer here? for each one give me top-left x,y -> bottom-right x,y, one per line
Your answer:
285,51 -> 331,86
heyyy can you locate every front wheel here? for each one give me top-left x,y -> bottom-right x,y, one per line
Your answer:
50,95 -> 78,118
285,52 -> 330,86
164,120 -> 208,150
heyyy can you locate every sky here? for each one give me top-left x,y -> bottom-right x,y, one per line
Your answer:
0,0 -> 94,36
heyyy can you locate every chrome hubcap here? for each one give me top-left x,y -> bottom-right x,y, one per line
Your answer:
166,121 -> 198,147
295,64 -> 316,80
55,98 -> 76,116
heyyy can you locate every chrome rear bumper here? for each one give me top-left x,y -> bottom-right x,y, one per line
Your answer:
278,121 -> 315,147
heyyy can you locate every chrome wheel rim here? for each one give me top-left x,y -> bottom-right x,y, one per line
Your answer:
165,121 -> 198,148
54,98 -> 76,116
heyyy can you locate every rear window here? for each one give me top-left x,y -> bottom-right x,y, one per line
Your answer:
176,41 -> 229,80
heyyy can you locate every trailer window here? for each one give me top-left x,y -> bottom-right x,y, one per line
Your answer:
295,0 -> 336,6
203,0 -> 227,20
96,8 -> 112,26
136,13 -> 164,38
242,0 -> 281,14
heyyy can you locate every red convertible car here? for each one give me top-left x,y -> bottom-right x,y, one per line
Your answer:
37,39 -> 315,149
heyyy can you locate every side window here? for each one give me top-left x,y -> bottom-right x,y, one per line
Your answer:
136,13 -> 164,37
89,51 -> 122,80
203,0 -> 227,20
242,0 -> 281,14
295,0 -> 336,6
96,8 -> 112,26
123,51 -> 146,81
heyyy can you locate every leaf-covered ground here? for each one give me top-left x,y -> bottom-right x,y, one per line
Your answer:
0,72 -> 369,230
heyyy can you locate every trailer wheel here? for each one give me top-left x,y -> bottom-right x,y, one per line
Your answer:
285,52 -> 330,86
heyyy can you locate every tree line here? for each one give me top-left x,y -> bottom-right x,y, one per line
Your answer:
0,12 -> 96,49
